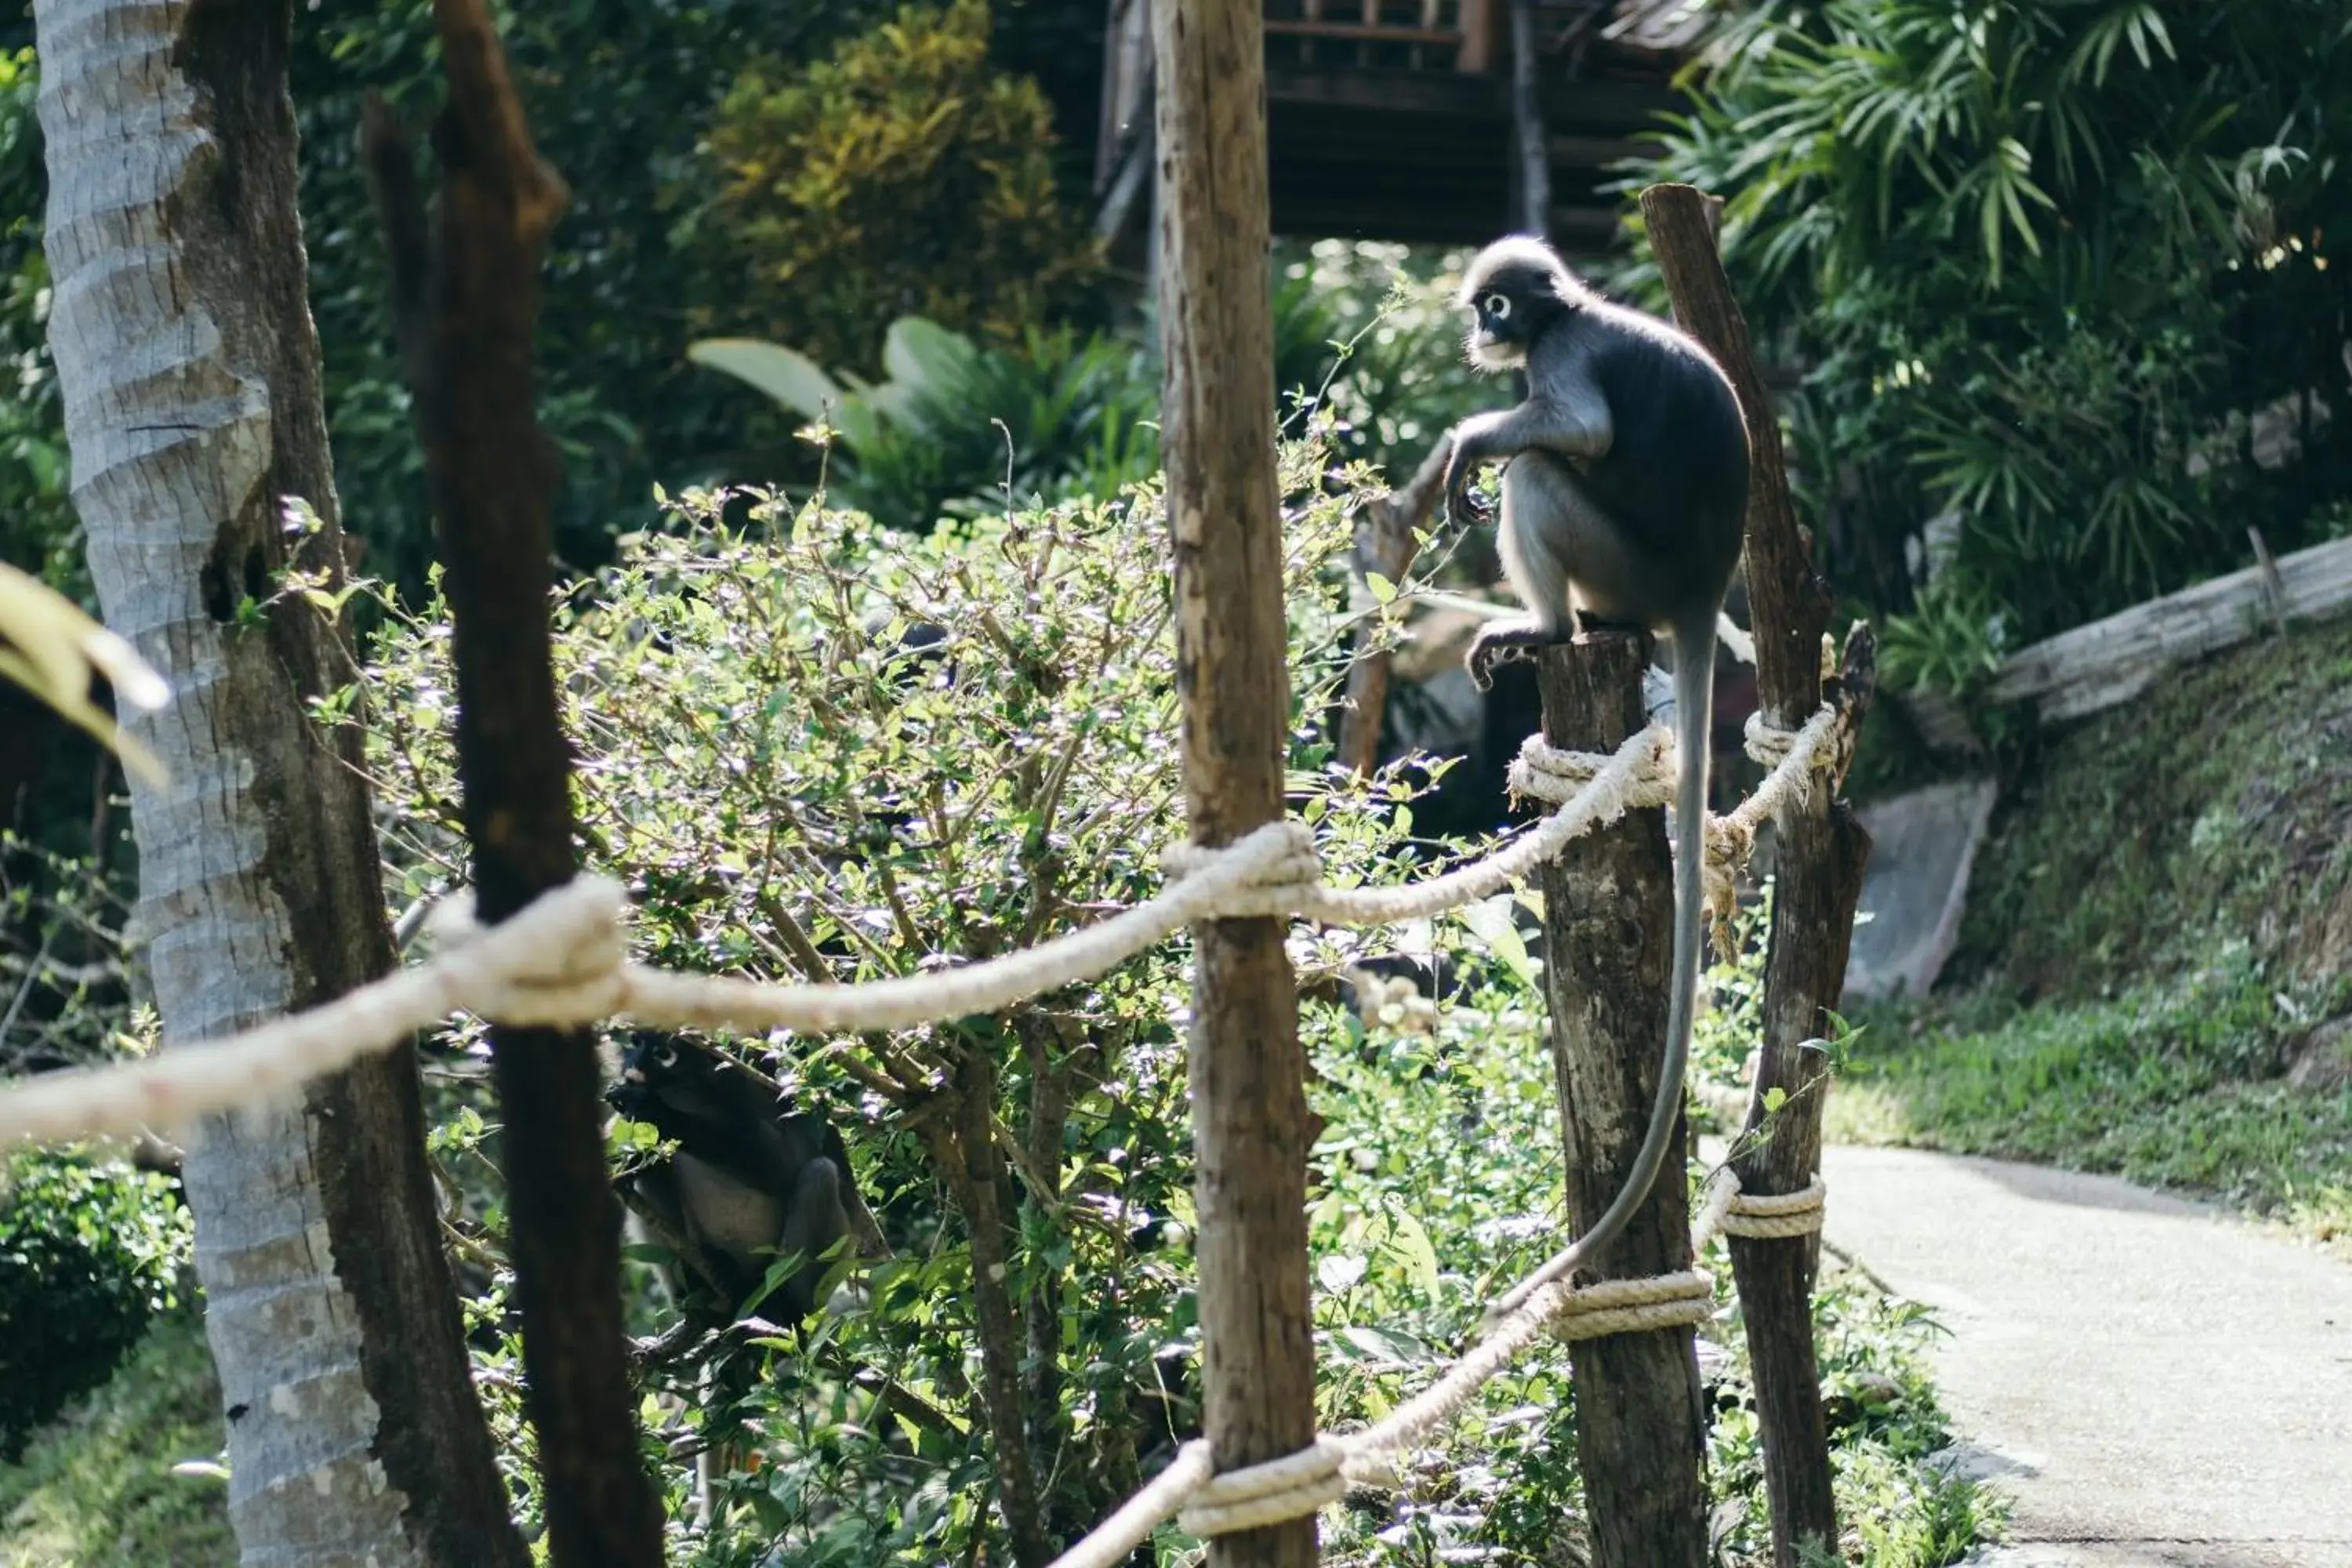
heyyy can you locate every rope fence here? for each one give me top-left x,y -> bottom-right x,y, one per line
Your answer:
1047,1165 -> 1825,1568
0,699 -> 1844,1148
0,683 -> 1849,1565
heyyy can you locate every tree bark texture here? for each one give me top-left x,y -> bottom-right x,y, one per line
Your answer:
1534,633 -> 1708,1568
1151,4 -> 1318,1566
1639,181 -> 1878,1565
361,5 -> 663,1562
34,2 -> 527,1563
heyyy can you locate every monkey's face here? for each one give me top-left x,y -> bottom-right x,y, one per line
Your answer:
609,1030 -> 728,1127
1456,236 -> 1581,374
1462,263 -> 1569,373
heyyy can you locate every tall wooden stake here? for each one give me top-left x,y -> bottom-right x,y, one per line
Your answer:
1152,3 -> 1317,1566
1534,634 -> 1709,1568
1639,181 -> 1878,1566
1508,0 -> 1551,235
363,4 -> 664,1561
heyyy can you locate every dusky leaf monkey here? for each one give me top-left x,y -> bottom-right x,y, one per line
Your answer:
608,1030 -> 888,1523
1438,234 -> 1750,1274
608,1030 -> 884,1327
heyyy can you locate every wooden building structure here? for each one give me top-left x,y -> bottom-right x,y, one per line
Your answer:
1094,0 -> 1711,256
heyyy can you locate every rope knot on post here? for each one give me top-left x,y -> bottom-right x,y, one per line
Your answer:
434,876 -> 633,1025
1694,1167 -> 1828,1247
1720,1175 -> 1828,1240
1541,1269 -> 1716,1344
1160,820 -> 1323,919
1506,731 -> 1676,810
1176,1437 -> 1350,1538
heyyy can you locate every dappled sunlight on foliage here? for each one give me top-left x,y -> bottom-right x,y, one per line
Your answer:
1619,0 -> 2352,690
348,447 -> 1450,1559
691,0 -> 1105,382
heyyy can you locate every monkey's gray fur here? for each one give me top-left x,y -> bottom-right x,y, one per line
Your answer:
608,1031 -> 890,1524
608,1030 -> 884,1325
1441,233 -> 1749,1276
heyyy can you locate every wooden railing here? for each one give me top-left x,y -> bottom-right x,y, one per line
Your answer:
1261,0 -> 1497,73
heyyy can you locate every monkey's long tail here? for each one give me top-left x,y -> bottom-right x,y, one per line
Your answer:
1533,612 -> 1715,1283
1658,607 -> 1717,1181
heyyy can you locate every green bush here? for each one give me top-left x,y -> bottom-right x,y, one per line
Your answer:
343,442 -> 1985,1559
0,47 -> 71,596
355,438 -> 1422,1559
0,1151 -> 192,1461
688,0 -> 1106,383
1618,1 -> 2352,679
289,0 -> 902,595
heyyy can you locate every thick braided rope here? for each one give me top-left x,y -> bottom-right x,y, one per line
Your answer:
612,819 -> 1305,1035
1715,1173 -> 1828,1240
1506,702 -> 1837,959
0,716 -> 1838,1152
0,878 -> 624,1145
1050,1184 -> 1759,1564
0,824 -> 1296,1143
1171,726 -> 1675,924
0,713 -> 1836,1155
1167,1270 -> 1716,1541
1055,1166 -> 1823,1560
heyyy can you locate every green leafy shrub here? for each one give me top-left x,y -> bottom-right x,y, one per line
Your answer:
690,316 -> 1159,532
347,456 -> 1983,1558
1618,0 -> 2352,677
0,1151 -> 192,1461
684,253 -> 1483,535
355,439 -> 1432,1559
688,0 -> 1106,383
0,47 -> 71,594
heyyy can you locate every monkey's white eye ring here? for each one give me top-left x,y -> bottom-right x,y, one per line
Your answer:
1482,292 -> 1512,319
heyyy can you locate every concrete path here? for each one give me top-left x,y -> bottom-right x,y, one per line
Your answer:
1817,1145 -> 2352,1568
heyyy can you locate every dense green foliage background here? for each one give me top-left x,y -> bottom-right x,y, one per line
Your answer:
1621,0 -> 2352,696
16,0 -> 2352,1559
0,1151 -> 191,1461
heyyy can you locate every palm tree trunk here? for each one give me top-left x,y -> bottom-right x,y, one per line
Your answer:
34,2 -> 527,1563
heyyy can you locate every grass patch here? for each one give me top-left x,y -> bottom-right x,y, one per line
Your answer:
1950,613 -> 2352,1000
1833,953 -> 2352,1258
0,1310 -> 232,1567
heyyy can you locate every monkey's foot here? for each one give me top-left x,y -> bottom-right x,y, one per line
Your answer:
1465,623 -> 1567,691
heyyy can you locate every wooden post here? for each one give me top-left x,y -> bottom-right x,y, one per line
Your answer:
1534,634 -> 1709,1568
1458,0 -> 1497,72
1151,4 -> 1318,1568
1508,0 -> 1550,235
361,5 -> 664,1562
1638,181 -> 1877,1567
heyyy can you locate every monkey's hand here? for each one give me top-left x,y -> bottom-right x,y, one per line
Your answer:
1441,413 -> 1507,527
